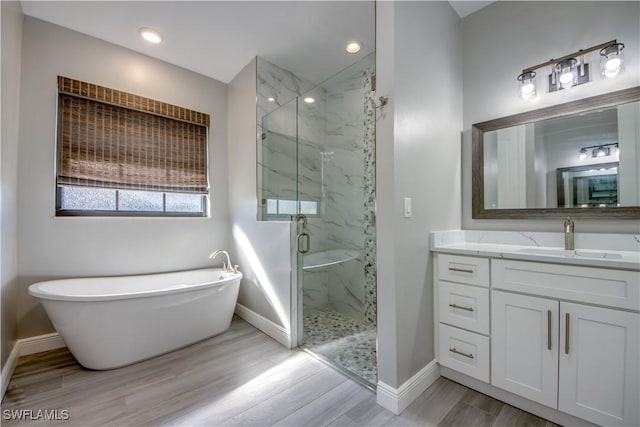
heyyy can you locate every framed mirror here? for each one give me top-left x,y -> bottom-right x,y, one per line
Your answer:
472,86 -> 640,219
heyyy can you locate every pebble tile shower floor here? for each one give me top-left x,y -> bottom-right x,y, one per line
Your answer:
302,308 -> 377,386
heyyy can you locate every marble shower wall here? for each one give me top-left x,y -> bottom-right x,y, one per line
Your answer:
257,57 -> 316,220
321,54 -> 375,324
258,54 -> 377,324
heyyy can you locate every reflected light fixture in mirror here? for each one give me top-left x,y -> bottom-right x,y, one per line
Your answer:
600,42 -> 625,78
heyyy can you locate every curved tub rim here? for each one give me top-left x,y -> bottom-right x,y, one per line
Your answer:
28,268 -> 243,303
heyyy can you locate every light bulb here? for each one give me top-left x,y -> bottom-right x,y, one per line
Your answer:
303,97 -> 315,104
579,150 -> 588,160
559,71 -> 575,86
521,83 -> 535,99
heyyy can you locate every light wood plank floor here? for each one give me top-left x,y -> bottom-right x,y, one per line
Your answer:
2,317 -> 558,426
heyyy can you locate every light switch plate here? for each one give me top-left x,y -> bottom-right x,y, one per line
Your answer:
404,197 -> 412,218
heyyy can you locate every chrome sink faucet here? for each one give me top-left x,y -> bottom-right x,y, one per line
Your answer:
564,216 -> 575,251
209,250 -> 239,273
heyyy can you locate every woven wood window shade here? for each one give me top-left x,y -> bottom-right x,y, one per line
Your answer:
56,76 -> 210,194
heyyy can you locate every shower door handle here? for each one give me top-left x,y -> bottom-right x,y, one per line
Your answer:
297,232 -> 310,254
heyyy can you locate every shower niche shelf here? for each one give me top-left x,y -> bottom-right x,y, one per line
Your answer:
302,249 -> 359,271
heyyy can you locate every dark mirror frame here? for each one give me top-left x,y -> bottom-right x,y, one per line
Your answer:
472,86 -> 640,220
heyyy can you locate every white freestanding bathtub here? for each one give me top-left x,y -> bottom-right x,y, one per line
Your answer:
28,268 -> 242,370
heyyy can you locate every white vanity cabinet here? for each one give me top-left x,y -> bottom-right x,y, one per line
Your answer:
491,291 -> 559,408
558,302 -> 639,426
436,254 -> 490,382
434,252 -> 640,427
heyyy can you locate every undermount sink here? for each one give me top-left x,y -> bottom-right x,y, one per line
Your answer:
516,247 -> 623,260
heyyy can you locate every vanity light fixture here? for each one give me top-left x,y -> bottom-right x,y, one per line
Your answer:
139,27 -> 162,44
600,42 -> 625,78
346,41 -> 362,54
578,143 -> 619,160
517,39 -> 623,99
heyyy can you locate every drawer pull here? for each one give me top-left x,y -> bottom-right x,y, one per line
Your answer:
449,303 -> 474,312
449,348 -> 474,359
449,267 -> 474,274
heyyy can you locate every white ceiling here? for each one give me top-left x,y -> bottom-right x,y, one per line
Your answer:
448,1 -> 494,18
20,1 -> 375,85
19,1 -> 492,86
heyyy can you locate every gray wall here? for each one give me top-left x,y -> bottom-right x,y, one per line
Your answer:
17,18 -> 230,338
462,1 -> 640,232
376,1 -> 462,388
228,59 -> 294,333
1,1 -> 23,368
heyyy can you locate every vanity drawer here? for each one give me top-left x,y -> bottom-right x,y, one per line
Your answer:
438,254 -> 489,287
439,323 -> 490,383
439,281 -> 489,334
492,259 -> 640,311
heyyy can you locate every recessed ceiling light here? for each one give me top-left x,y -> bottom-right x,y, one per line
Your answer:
139,27 -> 162,44
267,97 -> 276,102
303,97 -> 315,104
346,41 -> 362,54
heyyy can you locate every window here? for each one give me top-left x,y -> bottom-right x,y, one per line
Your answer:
265,198 -> 318,218
55,76 -> 210,217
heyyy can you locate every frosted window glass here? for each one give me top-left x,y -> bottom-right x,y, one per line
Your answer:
119,190 -> 163,211
299,201 -> 318,215
279,200 -> 297,215
166,193 -> 203,212
60,187 -> 116,210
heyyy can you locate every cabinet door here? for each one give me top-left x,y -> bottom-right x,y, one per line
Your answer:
559,302 -> 639,426
491,291 -> 559,408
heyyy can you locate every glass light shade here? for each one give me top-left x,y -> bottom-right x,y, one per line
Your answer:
600,43 -> 625,79
517,71 -> 536,100
556,58 -> 578,89
579,149 -> 588,160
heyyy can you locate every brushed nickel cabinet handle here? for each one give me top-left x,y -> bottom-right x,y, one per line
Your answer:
449,303 -> 474,312
565,313 -> 570,355
449,267 -> 474,274
547,310 -> 552,350
449,348 -> 474,359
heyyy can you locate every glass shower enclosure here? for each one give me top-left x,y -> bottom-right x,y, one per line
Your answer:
260,53 -> 377,387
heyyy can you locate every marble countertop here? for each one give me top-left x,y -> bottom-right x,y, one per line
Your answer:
431,230 -> 640,271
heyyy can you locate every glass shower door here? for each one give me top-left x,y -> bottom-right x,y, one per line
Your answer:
296,54 -> 377,387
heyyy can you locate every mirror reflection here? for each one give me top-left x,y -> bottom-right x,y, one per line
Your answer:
483,101 -> 639,210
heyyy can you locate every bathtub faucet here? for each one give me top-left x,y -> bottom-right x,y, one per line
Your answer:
209,250 -> 239,273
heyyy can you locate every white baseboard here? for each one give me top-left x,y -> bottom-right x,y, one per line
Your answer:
18,332 -> 65,356
377,359 -> 440,414
1,343 -> 20,400
1,332 -> 66,400
235,303 -> 292,348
